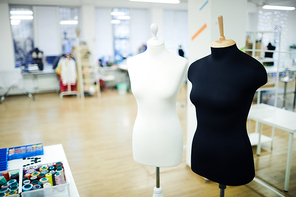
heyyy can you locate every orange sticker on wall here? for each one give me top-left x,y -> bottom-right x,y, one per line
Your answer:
191,23 -> 207,41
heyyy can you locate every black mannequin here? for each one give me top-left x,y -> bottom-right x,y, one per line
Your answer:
30,48 -> 44,70
188,44 -> 267,186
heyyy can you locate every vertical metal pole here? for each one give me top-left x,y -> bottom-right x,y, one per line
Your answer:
156,167 -> 160,188
284,133 -> 294,191
219,184 -> 226,197
283,82 -> 287,109
257,123 -> 263,156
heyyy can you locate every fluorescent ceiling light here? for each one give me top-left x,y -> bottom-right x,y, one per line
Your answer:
10,10 -> 33,15
129,0 -> 180,4
60,20 -> 78,25
111,12 -> 125,16
263,5 -> 295,10
117,16 -> 131,20
111,20 -> 121,24
10,20 -> 21,25
10,15 -> 33,20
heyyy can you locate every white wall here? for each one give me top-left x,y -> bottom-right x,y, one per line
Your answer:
150,8 -> 164,38
130,8 -> 151,56
0,2 -> 15,70
163,10 -> 188,56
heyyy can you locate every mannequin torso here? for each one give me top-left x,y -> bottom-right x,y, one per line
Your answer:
188,44 -> 267,185
128,42 -> 188,167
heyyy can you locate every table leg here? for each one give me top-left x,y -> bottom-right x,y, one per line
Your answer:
293,80 -> 296,110
257,123 -> 263,156
283,82 -> 287,109
284,132 -> 294,192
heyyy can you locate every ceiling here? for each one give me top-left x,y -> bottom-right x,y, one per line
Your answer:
248,0 -> 296,6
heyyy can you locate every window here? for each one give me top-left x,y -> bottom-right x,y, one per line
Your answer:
10,6 -> 34,68
112,8 -> 130,63
59,7 -> 80,54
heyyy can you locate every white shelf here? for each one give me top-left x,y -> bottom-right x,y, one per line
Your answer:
248,132 -> 272,146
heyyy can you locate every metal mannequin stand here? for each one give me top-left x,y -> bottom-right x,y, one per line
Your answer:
153,167 -> 163,197
219,184 -> 226,197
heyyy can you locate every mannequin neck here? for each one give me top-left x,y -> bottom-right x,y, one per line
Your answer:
146,43 -> 167,56
211,44 -> 239,59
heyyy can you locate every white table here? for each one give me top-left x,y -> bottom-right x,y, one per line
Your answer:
248,104 -> 296,191
7,144 -> 79,197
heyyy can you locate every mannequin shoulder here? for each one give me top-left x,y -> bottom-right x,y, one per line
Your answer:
127,53 -> 145,70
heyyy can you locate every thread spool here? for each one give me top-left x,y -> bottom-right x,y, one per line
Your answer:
30,176 -> 38,182
7,179 -> 16,186
31,172 -> 40,177
49,171 -> 56,186
24,173 -> 31,179
40,170 -> 49,175
55,162 -> 62,167
48,166 -> 55,171
9,183 -> 17,189
45,174 -> 53,186
6,190 -> 17,196
31,180 -> 39,186
23,180 -> 31,185
2,172 -> 9,182
32,185 -> 41,190
54,173 -> 64,185
0,188 -> 9,194
27,169 -> 35,174
31,166 -> 39,171
23,177 -> 29,181
10,185 -> 18,193
38,182 -> 43,188
40,166 -> 48,172
10,174 -> 18,183
40,178 -> 49,186
43,183 -> 52,197
1,184 -> 8,189
24,166 -> 31,173
38,174 -> 45,179
22,183 -> 33,192
56,168 -> 65,182
0,177 -> 7,186
47,163 -> 54,167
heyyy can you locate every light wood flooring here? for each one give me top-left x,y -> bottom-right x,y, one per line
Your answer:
0,86 -> 295,197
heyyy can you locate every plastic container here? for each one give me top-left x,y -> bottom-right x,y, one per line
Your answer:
0,169 -> 20,197
21,162 -> 70,197
117,83 -> 128,95
21,182 -> 70,197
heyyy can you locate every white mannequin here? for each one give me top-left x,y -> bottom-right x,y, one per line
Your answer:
127,23 -> 188,167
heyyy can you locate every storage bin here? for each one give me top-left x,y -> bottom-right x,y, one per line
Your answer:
117,83 -> 128,95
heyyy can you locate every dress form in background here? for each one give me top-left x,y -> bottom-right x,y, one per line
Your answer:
188,16 -> 267,187
127,23 -> 188,167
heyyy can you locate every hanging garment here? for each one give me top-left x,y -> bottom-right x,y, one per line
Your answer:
60,58 -> 77,86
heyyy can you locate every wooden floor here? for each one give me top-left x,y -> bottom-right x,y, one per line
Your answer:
0,86 -> 295,197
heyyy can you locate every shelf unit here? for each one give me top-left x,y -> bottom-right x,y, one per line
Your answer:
245,31 -> 281,149
245,31 -> 296,149
75,44 -> 100,98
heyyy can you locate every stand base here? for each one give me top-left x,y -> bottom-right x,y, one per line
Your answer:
153,187 -> 163,197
